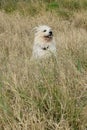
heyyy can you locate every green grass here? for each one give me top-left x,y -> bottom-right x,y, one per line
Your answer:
0,0 -> 87,17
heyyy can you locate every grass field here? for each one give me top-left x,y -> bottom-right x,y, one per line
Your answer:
0,0 -> 87,130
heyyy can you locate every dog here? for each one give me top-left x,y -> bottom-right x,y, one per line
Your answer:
31,25 -> 56,60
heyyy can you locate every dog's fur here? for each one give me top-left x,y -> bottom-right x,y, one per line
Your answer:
31,25 -> 56,60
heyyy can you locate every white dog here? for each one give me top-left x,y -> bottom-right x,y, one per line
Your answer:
31,25 -> 56,60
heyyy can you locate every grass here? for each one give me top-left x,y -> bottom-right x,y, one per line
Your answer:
0,0 -> 87,17
0,1 -> 87,129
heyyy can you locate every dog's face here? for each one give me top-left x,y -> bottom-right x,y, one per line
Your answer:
34,25 -> 53,42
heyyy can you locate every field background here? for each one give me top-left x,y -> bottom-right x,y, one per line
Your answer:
0,0 -> 87,130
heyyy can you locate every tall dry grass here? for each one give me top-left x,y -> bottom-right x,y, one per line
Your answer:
0,10 -> 87,130
0,0 -> 87,17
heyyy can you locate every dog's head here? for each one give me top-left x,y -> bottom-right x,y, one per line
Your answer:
34,25 -> 53,42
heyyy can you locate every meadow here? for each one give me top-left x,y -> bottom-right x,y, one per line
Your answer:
0,0 -> 87,130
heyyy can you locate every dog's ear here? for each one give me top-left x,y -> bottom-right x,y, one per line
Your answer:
32,26 -> 38,33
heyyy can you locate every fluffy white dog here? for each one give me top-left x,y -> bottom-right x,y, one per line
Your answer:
31,25 -> 56,60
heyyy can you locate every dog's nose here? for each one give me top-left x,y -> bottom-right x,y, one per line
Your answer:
49,31 -> 52,35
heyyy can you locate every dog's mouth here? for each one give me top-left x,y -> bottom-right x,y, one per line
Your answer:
44,34 -> 53,39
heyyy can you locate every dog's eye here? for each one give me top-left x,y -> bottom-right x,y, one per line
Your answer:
43,30 -> 46,32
